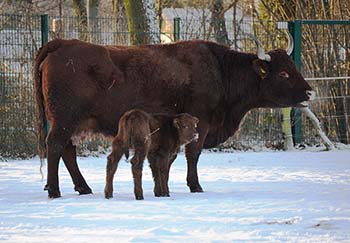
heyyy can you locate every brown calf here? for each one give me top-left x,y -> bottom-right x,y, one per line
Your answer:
105,109 -> 199,200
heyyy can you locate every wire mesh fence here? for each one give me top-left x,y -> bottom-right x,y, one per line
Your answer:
298,21 -> 350,146
0,14 -> 41,158
0,14 -> 349,158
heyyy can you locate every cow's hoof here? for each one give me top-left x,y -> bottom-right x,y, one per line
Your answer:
75,185 -> 93,195
135,195 -> 144,200
44,185 -> 61,198
189,184 -> 203,193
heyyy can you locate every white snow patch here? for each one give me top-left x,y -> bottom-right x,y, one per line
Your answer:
0,150 -> 350,242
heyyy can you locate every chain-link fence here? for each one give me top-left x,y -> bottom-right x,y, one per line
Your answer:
1,14 -> 348,158
297,21 -> 350,146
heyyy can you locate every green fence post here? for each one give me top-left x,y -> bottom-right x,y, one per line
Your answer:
289,20 -> 303,145
173,17 -> 180,42
41,14 -> 49,46
41,14 -> 50,135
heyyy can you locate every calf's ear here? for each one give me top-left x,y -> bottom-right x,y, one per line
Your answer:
253,59 -> 269,79
193,116 -> 199,125
173,118 -> 180,129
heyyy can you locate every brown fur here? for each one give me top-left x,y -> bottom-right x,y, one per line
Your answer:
104,109 -> 199,200
34,39 -> 313,198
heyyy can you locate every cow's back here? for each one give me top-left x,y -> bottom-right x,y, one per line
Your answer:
42,40 -> 121,118
100,42 -> 225,129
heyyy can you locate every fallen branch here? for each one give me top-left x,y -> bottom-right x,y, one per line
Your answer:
300,107 -> 335,150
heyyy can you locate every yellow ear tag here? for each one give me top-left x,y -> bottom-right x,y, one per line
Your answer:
260,68 -> 266,74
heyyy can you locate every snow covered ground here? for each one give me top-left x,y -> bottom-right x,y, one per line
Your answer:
1,150 -> 350,242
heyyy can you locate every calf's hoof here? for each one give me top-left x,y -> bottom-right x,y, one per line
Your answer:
188,184 -> 203,193
135,194 -> 144,200
104,190 -> 113,199
154,191 -> 170,197
44,185 -> 61,198
75,185 -> 93,195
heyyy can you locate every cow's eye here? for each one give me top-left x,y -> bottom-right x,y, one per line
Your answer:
279,71 -> 290,78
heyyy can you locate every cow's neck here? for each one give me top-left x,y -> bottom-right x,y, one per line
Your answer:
222,51 -> 260,105
203,50 -> 261,148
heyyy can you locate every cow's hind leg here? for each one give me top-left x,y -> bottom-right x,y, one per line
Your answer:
62,141 -> 92,195
45,125 -> 72,198
104,138 -> 124,199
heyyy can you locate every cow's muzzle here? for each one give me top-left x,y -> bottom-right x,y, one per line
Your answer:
306,90 -> 316,101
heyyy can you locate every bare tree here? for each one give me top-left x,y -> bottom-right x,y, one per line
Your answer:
72,0 -> 88,41
87,0 -> 100,43
112,0 -> 129,44
123,0 -> 160,45
209,0 -> 229,44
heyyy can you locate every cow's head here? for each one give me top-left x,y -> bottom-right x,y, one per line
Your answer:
251,34 -> 315,108
173,114 -> 199,145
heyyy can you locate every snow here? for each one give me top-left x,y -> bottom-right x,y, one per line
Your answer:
1,150 -> 350,242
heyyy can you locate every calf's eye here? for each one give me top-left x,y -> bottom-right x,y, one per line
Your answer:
279,71 -> 290,78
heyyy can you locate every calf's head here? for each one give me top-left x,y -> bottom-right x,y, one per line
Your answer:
173,114 -> 199,145
251,34 -> 315,108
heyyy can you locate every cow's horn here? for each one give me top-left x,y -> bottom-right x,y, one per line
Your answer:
250,34 -> 271,62
286,31 -> 294,56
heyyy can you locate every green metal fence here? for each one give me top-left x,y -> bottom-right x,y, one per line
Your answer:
0,14 -> 41,158
1,14 -> 348,158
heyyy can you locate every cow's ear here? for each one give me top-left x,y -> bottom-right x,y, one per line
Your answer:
253,59 -> 269,79
173,118 -> 180,129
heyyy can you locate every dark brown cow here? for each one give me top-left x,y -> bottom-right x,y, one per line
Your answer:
34,37 -> 314,198
105,109 -> 199,200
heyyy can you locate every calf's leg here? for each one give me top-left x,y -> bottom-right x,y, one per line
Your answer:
130,148 -> 146,200
148,153 -> 170,197
148,153 -> 162,197
104,138 -> 124,199
164,154 -> 177,193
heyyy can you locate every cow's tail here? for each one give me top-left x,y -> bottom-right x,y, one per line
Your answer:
33,39 -> 62,171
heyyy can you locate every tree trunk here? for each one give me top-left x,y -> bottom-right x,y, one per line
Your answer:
210,0 -> 229,44
113,0 -> 129,44
123,0 -> 160,45
87,0 -> 100,43
72,0 -> 88,41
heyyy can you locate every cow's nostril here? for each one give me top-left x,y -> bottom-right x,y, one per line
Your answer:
306,90 -> 316,100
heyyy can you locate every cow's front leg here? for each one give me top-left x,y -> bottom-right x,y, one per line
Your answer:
62,141 -> 92,195
185,121 -> 209,193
